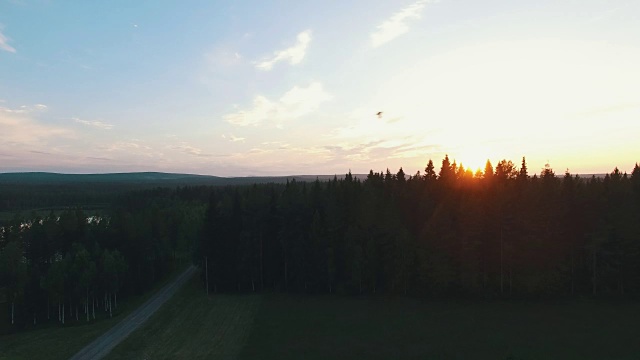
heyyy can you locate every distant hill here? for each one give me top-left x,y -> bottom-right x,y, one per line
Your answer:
579,174 -> 607,179
0,171 -> 608,214
0,172 -> 367,186
0,172 -> 219,184
0,172 -> 368,214
0,171 -> 607,186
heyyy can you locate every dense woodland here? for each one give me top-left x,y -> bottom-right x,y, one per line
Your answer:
199,157 -> 640,298
2,156 -> 640,331
0,172 -> 334,212
0,188 -> 203,331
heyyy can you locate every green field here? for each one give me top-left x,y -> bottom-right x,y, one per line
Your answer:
0,264 -> 189,360
241,295 -> 640,360
106,277 -> 261,359
0,311 -> 127,360
4,271 -> 640,360
104,283 -> 640,360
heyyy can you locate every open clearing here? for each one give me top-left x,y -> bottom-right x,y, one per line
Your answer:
105,277 -> 261,360
5,276 -> 640,360
241,295 -> 640,360
107,282 -> 640,360
241,295 -> 640,359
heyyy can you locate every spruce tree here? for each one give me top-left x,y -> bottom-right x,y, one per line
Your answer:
424,159 -> 437,182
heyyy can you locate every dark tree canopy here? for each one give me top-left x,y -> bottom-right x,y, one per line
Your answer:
2,156 -> 640,333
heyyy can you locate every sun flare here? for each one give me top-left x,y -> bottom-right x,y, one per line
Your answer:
451,146 -> 493,174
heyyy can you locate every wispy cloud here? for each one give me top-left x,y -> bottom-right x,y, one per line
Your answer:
205,48 -> 244,69
324,139 -> 440,164
571,102 -> 640,118
0,29 -> 16,53
256,30 -> 312,70
222,134 -> 246,142
222,137 -> 441,176
224,82 -> 331,127
104,141 -> 151,152
0,106 -> 72,145
0,104 -> 47,114
261,141 -> 290,149
85,156 -> 112,161
170,143 -> 212,157
73,117 -> 114,130
227,145 -> 332,171
370,0 -> 435,48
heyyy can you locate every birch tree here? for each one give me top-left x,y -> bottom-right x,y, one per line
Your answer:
0,241 -> 28,325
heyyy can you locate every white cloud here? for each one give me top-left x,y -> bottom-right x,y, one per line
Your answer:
256,30 -> 312,70
370,0 -> 435,48
73,117 -> 114,130
0,29 -> 16,53
224,82 -> 332,127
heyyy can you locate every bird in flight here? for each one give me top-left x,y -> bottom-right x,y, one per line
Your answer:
376,111 -> 383,119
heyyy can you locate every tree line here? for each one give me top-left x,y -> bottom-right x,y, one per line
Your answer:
3,157 -> 640,330
198,157 -> 640,298
0,187 -> 203,331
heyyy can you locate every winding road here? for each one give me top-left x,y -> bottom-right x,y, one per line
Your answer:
69,265 -> 197,360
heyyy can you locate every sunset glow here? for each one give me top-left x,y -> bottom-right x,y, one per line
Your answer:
1,1 -> 639,175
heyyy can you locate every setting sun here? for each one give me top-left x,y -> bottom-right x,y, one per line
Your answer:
1,0 -> 638,176
449,145 -> 496,174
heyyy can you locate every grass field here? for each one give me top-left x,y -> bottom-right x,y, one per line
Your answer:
241,295 -> 640,360
104,282 -> 640,360
0,263 -> 189,360
106,277 -> 261,360
111,290 -> 640,359
5,278 -> 640,360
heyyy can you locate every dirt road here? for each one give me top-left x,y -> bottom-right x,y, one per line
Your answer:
69,265 -> 197,360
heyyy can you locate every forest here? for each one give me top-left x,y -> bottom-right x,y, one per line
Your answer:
0,187 -> 203,331
199,157 -> 640,297
1,156 -> 640,332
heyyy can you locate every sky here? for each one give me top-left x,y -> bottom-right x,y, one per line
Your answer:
1,0 -> 639,176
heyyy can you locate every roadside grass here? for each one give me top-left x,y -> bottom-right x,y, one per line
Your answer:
0,262 -> 190,360
99,287 -> 640,360
105,277 -> 261,360
240,294 -> 640,360
6,274 -> 640,360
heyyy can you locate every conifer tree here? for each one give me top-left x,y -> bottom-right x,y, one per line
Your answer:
439,155 -> 455,184
519,157 -> 528,180
424,160 -> 437,182
484,160 -> 494,180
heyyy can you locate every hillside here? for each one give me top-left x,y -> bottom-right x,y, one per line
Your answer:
0,172 -> 364,213
0,172 -> 365,186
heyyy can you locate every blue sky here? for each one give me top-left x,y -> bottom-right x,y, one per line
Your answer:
1,0 -> 639,176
